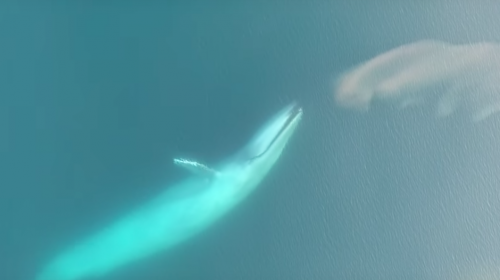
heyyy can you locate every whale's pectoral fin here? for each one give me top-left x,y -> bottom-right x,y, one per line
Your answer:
173,158 -> 219,177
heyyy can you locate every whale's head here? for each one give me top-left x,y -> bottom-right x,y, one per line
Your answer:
233,102 -> 303,182
246,102 -> 303,160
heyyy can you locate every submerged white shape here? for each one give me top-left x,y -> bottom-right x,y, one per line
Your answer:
334,40 -> 500,122
37,103 -> 303,280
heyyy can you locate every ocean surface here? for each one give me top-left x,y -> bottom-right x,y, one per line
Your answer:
3,1 -> 500,279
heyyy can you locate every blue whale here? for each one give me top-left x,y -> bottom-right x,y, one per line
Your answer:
37,103 -> 303,280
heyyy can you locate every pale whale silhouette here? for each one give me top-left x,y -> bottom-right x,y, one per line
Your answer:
37,103 -> 303,280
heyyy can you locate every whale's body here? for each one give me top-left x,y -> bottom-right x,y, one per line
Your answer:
38,103 -> 303,280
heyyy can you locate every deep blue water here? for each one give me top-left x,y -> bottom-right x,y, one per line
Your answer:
3,2 -> 500,280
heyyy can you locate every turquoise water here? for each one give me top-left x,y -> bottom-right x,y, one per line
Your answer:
3,2 -> 500,279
